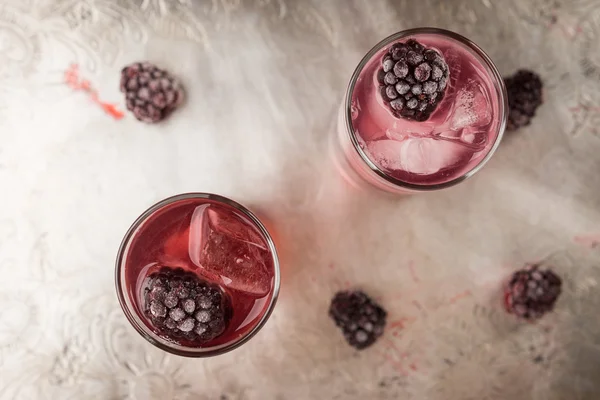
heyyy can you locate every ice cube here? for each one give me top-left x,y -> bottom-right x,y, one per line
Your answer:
366,138 -> 464,175
443,48 -> 462,90
450,81 -> 492,131
460,126 -> 488,148
188,204 -> 271,296
205,206 -> 267,251
365,139 -> 405,170
386,119 -> 434,141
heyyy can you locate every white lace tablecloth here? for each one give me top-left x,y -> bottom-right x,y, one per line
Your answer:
1,0 -> 600,399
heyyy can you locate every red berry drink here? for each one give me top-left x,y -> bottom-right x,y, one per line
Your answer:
334,28 -> 507,193
116,193 -> 280,357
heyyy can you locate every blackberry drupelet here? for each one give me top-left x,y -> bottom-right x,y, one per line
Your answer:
144,267 -> 230,343
504,69 -> 543,131
505,264 -> 562,321
377,39 -> 449,121
120,62 -> 184,123
329,290 -> 387,350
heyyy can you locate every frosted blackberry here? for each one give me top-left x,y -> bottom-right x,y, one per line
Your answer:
504,70 -> 543,131
377,39 -> 449,121
329,290 -> 387,350
505,264 -> 562,321
143,267 -> 230,343
120,62 -> 184,123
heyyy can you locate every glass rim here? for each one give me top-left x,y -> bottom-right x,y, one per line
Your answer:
344,27 -> 508,192
115,192 -> 281,358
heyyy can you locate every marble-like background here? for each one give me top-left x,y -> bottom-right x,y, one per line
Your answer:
1,0 -> 600,399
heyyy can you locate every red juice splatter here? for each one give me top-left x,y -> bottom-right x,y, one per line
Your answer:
504,290 -> 512,313
389,319 -> 409,330
395,317 -> 416,328
64,63 -> 124,120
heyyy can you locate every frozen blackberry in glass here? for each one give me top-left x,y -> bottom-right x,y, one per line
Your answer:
329,290 -> 387,350
377,39 -> 449,121
143,267 -> 231,343
504,69 -> 543,131
120,62 -> 184,123
504,264 -> 562,321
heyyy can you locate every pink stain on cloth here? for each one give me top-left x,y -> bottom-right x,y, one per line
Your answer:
574,233 -> 600,249
64,64 -> 124,120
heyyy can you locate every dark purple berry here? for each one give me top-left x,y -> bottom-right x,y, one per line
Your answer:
504,69 -> 543,131
390,44 -> 408,61
377,39 -> 449,121
411,84 -> 422,96
178,318 -> 195,332
120,62 -> 184,123
382,57 -> 394,73
150,301 -> 167,318
195,324 -> 208,336
182,299 -> 196,313
431,64 -> 444,81
169,308 -> 185,322
329,290 -> 387,350
164,293 -> 178,308
423,81 -> 438,95
385,86 -> 398,100
396,81 -> 411,95
406,51 -> 424,66
505,264 -> 562,321
143,267 -> 230,344
393,61 -> 409,78
405,75 -> 417,85
175,286 -> 190,299
384,72 -> 398,85
196,311 -> 211,324
197,296 -> 212,310
165,318 -> 177,330
407,39 -> 424,52
439,76 -> 448,90
407,98 -> 419,109
424,49 -> 438,61
390,98 -> 405,111
150,285 -> 167,301
414,63 -> 432,82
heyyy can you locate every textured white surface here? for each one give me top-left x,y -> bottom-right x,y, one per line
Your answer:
1,0 -> 600,399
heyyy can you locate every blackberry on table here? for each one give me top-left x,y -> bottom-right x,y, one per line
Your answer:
505,264 -> 562,321
120,62 -> 184,123
377,39 -> 449,121
504,69 -> 543,131
143,267 -> 230,343
329,290 -> 387,350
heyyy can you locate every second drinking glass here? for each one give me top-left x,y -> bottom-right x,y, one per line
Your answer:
333,28 -> 508,194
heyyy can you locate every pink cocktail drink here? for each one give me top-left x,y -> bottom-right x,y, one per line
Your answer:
334,28 -> 507,193
116,193 -> 280,357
